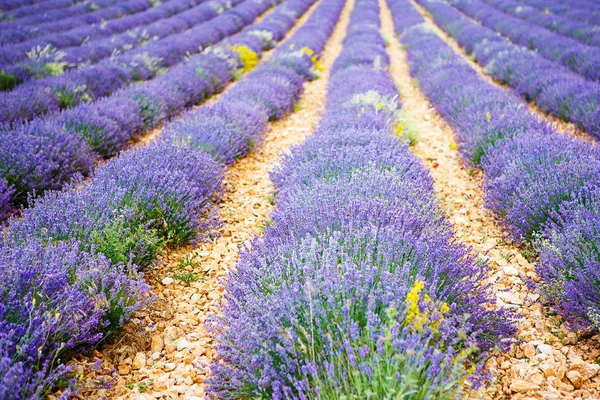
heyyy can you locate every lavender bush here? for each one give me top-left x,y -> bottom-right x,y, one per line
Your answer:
388,0 -> 600,332
0,0 -> 331,393
0,0 -> 255,123
481,0 -> 600,46
481,132 -> 600,241
0,0 -> 44,13
208,0 -> 514,397
0,240 -> 149,400
0,0 -> 315,218
0,119 -> 95,205
450,0 -> 600,82
524,0 -> 600,26
163,100 -> 269,165
0,0 -> 196,63
413,0 -> 600,139
537,185 -> 600,331
0,140 -> 223,397
1,0 -> 229,87
1,0 -> 106,24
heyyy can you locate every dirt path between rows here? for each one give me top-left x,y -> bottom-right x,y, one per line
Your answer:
380,0 -> 600,398
69,0 -> 354,398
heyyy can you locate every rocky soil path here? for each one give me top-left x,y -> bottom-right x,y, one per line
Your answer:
381,0 -> 600,398
68,0 -> 354,398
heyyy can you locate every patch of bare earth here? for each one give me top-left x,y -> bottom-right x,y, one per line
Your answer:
67,0 -> 353,398
380,0 -> 600,399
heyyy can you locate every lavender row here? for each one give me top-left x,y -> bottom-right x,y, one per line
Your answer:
0,0 -> 150,46
0,0 -> 265,124
0,0 -> 304,218
414,0 -> 600,139
0,135 -> 223,400
389,0 -> 600,336
0,0 -> 326,394
0,0 -> 44,12
160,0 -> 339,166
551,0 -> 600,10
208,0 -> 514,397
2,0 -> 234,89
0,0 -> 118,28
0,0 -> 84,21
481,0 -> 600,46
450,0 -> 600,82
0,0 -> 204,68
522,0 -> 600,25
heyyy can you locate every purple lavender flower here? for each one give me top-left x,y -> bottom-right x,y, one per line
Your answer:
0,239 -> 149,399
0,178 -> 13,222
390,0 -> 600,332
412,0 -> 600,139
0,118 -> 95,207
208,1 -> 515,397
481,130 -> 600,242
537,185 -> 600,331
163,100 -> 268,165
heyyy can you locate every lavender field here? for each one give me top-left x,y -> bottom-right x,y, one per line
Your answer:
0,0 -> 599,398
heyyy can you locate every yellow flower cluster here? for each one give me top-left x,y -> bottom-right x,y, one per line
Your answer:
394,121 -> 404,138
229,45 -> 259,73
485,111 -> 506,122
300,46 -> 314,56
404,280 -> 450,331
314,58 -> 324,73
405,280 -> 425,328
294,45 -> 324,73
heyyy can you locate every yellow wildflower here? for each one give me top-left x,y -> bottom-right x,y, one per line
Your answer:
55,312 -> 61,320
395,122 -> 404,137
485,111 -> 491,122
289,43 -> 295,50
405,280 -> 424,327
230,45 -> 259,73
300,46 -> 314,56
314,60 -> 324,72
449,141 -> 458,151
440,302 -> 450,314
